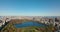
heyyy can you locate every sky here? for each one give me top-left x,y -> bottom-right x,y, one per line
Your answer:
0,0 -> 60,16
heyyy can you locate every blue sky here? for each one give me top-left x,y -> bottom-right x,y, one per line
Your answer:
0,0 -> 60,16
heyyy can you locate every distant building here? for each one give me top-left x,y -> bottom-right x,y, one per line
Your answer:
0,17 -> 11,27
55,18 -> 59,22
0,20 -> 3,27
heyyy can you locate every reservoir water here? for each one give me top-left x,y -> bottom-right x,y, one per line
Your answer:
14,21 -> 47,28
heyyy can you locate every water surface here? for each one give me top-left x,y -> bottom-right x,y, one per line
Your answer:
14,21 -> 47,28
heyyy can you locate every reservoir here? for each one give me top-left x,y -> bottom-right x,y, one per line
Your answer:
14,21 -> 47,28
